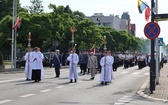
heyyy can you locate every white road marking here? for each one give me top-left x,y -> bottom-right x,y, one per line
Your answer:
0,78 -> 25,83
144,72 -> 149,75
114,103 -> 125,105
55,86 -> 65,89
20,94 -> 35,98
132,72 -> 140,75
0,100 -> 12,104
40,89 -> 52,93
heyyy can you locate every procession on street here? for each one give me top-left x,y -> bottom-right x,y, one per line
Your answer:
23,44 -> 151,85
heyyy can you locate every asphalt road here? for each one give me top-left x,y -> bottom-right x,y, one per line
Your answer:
0,66 -> 167,105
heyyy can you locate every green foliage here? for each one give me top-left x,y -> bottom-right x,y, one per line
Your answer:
0,0 -> 13,19
26,0 -> 44,14
1,1 -> 162,57
0,51 -> 3,65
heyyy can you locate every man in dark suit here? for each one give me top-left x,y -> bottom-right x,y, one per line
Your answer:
52,49 -> 62,78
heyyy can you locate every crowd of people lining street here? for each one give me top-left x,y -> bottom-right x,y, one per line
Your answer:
24,47 -> 167,85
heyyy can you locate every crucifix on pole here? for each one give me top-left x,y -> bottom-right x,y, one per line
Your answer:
70,26 -> 76,48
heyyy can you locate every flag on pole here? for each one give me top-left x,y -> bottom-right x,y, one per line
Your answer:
137,0 -> 151,21
13,17 -> 21,30
138,0 -> 148,13
145,6 -> 151,21
90,45 -> 95,54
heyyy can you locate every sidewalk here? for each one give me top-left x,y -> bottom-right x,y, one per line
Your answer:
138,63 -> 168,102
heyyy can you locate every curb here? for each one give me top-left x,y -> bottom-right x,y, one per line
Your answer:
137,77 -> 168,103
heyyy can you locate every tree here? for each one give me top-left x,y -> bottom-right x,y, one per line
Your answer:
26,0 -> 44,14
0,0 -> 13,19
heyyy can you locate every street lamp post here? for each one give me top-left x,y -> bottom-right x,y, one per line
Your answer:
28,32 -> 31,47
70,26 -> 76,48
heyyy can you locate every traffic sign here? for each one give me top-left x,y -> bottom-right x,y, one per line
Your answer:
155,38 -> 163,46
144,22 -> 160,40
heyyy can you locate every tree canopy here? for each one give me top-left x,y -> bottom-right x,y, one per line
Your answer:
0,0 -> 167,59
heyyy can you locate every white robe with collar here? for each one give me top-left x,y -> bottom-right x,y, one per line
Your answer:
24,52 -> 33,79
67,53 -> 79,79
99,56 -> 113,82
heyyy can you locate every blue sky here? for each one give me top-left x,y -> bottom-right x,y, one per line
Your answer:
20,0 -> 168,44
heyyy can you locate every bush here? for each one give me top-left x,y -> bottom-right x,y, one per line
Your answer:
0,51 -> 3,65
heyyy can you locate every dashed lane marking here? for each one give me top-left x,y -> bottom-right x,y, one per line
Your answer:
0,78 -> 25,83
40,89 -> 52,93
55,86 -> 65,89
20,94 -> 35,98
0,100 -> 12,104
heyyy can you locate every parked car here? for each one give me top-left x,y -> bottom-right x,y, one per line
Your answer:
16,56 -> 26,68
16,52 -> 52,68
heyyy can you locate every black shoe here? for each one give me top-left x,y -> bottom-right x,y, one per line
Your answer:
101,81 -> 104,85
105,82 -> 108,85
26,78 -> 29,81
34,80 -> 38,82
74,79 -> 77,83
69,79 -> 73,83
90,77 -> 94,80
55,76 -> 59,78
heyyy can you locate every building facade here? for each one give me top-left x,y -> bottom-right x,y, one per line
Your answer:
88,12 -> 136,36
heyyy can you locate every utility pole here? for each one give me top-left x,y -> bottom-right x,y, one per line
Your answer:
155,0 -> 160,85
150,0 -> 156,94
11,0 -> 17,68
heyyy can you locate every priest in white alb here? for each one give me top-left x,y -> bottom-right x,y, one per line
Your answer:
67,48 -> 79,83
99,51 -> 113,85
31,47 -> 43,82
24,47 -> 33,81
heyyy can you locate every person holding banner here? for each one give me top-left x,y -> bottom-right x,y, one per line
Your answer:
99,51 -> 113,85
87,51 -> 98,80
67,46 -> 79,83
24,47 -> 33,81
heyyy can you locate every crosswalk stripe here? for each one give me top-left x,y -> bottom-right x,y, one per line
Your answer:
114,103 -> 125,105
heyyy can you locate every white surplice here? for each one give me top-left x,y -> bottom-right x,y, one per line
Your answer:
67,53 -> 79,79
108,55 -> 114,81
99,56 -> 113,82
24,52 -> 33,79
31,51 -> 43,75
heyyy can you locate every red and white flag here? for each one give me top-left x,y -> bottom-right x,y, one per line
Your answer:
90,45 -> 95,54
145,6 -> 151,21
13,17 -> 21,30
